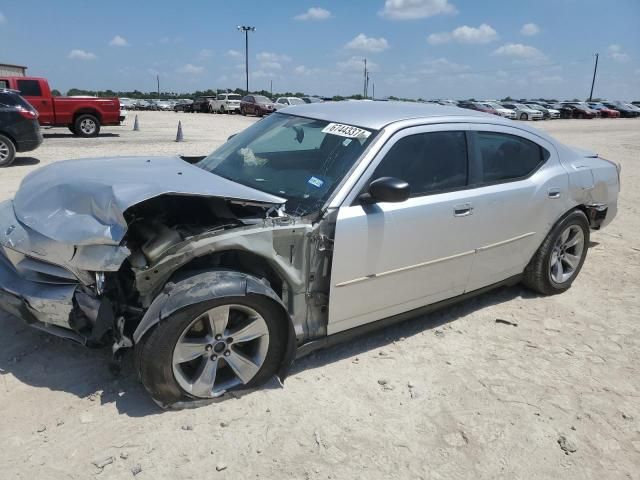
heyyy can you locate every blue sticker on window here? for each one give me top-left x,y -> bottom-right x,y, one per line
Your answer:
308,176 -> 324,188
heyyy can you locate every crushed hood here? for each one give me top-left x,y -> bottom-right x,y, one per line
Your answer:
13,156 -> 286,246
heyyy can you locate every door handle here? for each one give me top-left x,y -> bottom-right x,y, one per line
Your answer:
454,203 -> 473,217
547,188 -> 561,199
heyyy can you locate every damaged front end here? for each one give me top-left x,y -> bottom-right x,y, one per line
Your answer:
0,155 -> 294,351
0,199 -> 121,345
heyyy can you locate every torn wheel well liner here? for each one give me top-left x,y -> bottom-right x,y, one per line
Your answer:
131,270 -> 297,381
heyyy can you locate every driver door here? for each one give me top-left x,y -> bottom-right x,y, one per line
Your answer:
327,125 -> 478,335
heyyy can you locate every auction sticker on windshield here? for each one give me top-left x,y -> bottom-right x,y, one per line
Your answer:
322,123 -> 371,139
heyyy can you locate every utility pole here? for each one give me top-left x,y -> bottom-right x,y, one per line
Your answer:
372,83 -> 375,100
270,80 -> 273,98
363,58 -> 367,98
156,75 -> 160,98
237,26 -> 256,95
588,53 -> 599,101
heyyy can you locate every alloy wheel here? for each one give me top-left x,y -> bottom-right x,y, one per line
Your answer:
0,140 -> 9,162
549,225 -> 584,284
80,118 -> 97,135
172,304 -> 270,398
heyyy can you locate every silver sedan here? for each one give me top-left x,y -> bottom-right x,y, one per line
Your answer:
0,102 -> 620,407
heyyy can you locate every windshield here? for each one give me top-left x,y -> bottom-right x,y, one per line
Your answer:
288,98 -> 305,105
527,104 -> 543,110
514,104 -> 528,109
227,94 -> 242,100
486,102 -> 504,109
254,96 -> 271,103
197,113 -> 376,216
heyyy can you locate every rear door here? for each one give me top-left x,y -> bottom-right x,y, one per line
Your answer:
328,124 -> 478,334
14,79 -> 54,125
463,125 -> 569,291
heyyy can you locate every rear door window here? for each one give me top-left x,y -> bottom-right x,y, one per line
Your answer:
16,79 -> 43,97
0,79 -> 9,89
471,131 -> 549,184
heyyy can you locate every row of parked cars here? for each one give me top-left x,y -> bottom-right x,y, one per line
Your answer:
440,99 -> 640,120
173,94 -> 323,116
119,98 -> 188,111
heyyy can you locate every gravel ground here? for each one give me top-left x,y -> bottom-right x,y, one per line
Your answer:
0,112 -> 638,479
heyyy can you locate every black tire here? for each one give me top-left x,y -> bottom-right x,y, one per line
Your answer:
240,107 -> 246,116
68,125 -> 77,135
522,210 -> 590,295
0,134 -> 16,167
74,114 -> 100,137
135,286 -> 287,407
519,113 -> 528,121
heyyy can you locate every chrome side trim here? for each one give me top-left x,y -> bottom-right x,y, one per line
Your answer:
335,232 -> 536,287
475,232 -> 535,252
335,249 -> 475,287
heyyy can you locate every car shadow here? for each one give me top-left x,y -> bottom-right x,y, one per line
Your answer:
42,133 -> 120,139
0,284 -> 531,416
10,156 -> 40,166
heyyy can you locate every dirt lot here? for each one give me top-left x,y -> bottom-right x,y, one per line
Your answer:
0,112 -> 638,480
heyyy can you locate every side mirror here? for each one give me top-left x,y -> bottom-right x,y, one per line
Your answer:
360,177 -> 410,204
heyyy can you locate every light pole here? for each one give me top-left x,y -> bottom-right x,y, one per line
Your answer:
237,25 -> 256,95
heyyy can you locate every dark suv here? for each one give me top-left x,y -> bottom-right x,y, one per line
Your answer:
0,89 -> 43,167
192,96 -> 216,113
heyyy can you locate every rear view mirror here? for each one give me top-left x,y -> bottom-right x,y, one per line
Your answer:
360,177 -> 410,204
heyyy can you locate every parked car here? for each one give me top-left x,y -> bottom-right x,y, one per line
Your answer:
501,102 -> 544,121
561,102 -> 599,119
0,102 -> 620,407
119,107 -> 127,123
542,103 -> 574,119
457,101 -> 499,116
525,103 -> 559,119
478,102 -> 516,119
274,97 -> 306,110
240,95 -> 276,116
601,102 -> 639,118
586,103 -> 620,118
212,93 -> 243,114
155,101 -> 173,111
192,96 -> 217,113
0,77 -> 120,137
119,98 -> 137,111
301,97 -> 324,104
174,100 -> 193,112
0,89 -> 43,167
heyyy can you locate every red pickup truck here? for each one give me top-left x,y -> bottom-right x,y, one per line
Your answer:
0,77 -> 120,137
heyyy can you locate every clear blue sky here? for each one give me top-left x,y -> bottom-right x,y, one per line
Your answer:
1,0 -> 638,99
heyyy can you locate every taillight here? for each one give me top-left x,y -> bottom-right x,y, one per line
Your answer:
17,106 -> 38,119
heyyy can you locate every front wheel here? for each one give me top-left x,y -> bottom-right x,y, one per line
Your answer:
519,113 -> 528,120
0,134 -> 16,167
74,114 -> 100,137
522,210 -> 590,295
135,289 -> 286,407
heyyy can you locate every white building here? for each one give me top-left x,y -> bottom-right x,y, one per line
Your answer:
0,63 -> 27,77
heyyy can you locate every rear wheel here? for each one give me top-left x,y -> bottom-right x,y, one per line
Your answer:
522,210 -> 589,295
74,114 -> 100,137
0,134 -> 16,167
135,287 -> 286,407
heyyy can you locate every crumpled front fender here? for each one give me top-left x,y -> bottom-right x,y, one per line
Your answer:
132,270 -> 297,382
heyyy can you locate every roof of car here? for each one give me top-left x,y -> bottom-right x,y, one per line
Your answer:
279,100 -> 489,130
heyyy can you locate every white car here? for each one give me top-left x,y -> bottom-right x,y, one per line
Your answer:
526,103 -> 560,119
212,93 -> 243,114
274,97 -> 306,110
502,102 -> 544,121
479,102 -> 516,119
